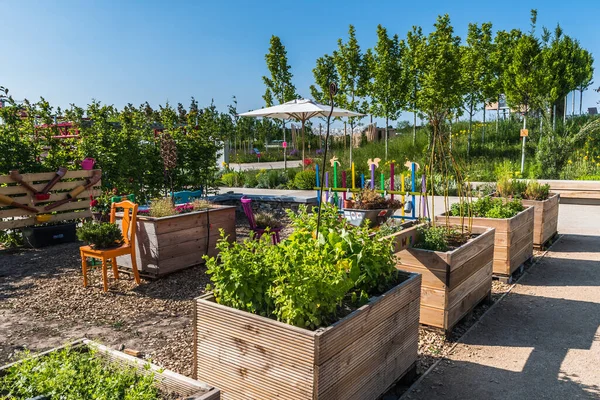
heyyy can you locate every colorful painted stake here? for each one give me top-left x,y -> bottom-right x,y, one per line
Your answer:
411,163 -> 416,220
370,164 -> 375,189
315,164 -> 321,204
390,163 -> 395,200
360,173 -> 365,189
422,174 -> 427,218
331,156 -> 339,203
401,173 -> 406,219
351,162 -> 356,190
325,172 -> 329,198
380,172 -> 385,197
342,171 -> 347,201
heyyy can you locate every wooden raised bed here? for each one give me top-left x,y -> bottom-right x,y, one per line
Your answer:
522,193 -> 560,249
0,339 -> 220,399
194,272 -> 421,400
116,205 -> 236,277
391,224 -> 495,332
437,206 -> 534,281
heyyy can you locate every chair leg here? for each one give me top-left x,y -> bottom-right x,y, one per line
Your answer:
130,252 -> 141,284
275,232 -> 281,244
111,257 -> 119,280
81,251 -> 88,287
101,258 -> 109,292
271,233 -> 276,245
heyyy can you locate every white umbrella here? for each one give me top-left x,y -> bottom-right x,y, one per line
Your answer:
238,98 -> 364,167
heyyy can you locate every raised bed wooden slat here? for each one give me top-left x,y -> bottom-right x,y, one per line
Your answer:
116,205 -> 235,277
438,206 -> 534,279
195,272 -> 421,400
522,193 -> 560,248
392,224 -> 495,332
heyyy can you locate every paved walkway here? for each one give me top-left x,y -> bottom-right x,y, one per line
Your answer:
407,204 -> 600,400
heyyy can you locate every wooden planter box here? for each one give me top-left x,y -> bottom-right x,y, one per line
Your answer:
522,193 -> 560,249
194,272 -> 421,400
392,224 -> 495,332
0,339 -> 219,399
117,205 -> 236,277
437,206 -> 534,280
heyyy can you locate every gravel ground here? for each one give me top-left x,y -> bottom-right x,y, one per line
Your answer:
0,213 -> 539,384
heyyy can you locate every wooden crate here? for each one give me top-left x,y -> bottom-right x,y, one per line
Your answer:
392,224 -> 495,332
194,272 -> 421,400
116,205 -> 236,277
0,339 -> 219,399
382,220 -> 427,253
437,206 -> 534,279
522,193 -> 560,249
0,169 -> 101,230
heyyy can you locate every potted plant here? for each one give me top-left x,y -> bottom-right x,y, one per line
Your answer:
195,204 -> 421,400
0,339 -> 219,399
90,191 -> 112,222
439,196 -> 534,282
115,197 -> 235,277
343,188 -> 403,228
77,221 -> 124,249
493,177 -> 559,249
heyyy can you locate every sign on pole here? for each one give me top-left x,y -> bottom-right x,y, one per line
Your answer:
282,141 -> 287,148
520,129 -> 529,137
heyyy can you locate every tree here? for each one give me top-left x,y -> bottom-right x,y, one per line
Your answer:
333,25 -> 368,165
262,35 -> 297,166
461,22 -> 494,154
310,53 -> 340,136
406,26 -> 425,145
367,25 -> 408,159
572,47 -> 594,115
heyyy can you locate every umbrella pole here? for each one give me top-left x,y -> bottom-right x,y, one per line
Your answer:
302,119 -> 305,170
283,120 -> 287,170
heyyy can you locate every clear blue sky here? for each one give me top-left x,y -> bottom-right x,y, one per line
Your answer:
2,0 -> 599,122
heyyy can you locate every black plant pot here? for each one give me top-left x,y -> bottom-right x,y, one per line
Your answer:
22,223 -> 78,248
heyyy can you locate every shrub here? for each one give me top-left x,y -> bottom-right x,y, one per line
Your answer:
293,170 -> 316,189
523,181 -> 550,201
149,197 -> 175,217
221,171 -> 245,187
257,169 -> 287,189
205,204 -> 399,329
254,212 -> 283,229
77,221 -> 124,249
414,225 -> 450,252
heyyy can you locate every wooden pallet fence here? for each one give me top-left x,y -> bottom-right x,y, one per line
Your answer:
437,206 -> 534,279
116,205 -> 235,277
522,193 -> 560,249
0,169 -> 101,230
194,272 -> 421,400
391,224 -> 495,332
0,339 -> 220,399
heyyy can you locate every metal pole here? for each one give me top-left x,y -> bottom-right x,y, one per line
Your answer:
349,119 -> 353,167
571,90 -> 575,116
520,115 -> 526,174
283,120 -> 287,170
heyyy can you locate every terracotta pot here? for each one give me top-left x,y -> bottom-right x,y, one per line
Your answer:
343,200 -> 355,208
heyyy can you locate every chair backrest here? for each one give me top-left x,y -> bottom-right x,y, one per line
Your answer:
110,200 -> 138,246
172,189 -> 203,204
240,196 -> 256,229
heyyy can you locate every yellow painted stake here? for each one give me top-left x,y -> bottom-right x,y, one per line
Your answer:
401,173 -> 405,220
351,162 -> 356,190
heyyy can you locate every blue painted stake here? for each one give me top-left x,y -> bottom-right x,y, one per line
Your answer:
360,174 -> 365,189
411,163 -> 416,220
315,164 -> 321,205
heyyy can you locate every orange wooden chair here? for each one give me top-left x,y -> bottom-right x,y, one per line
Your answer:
80,200 -> 140,292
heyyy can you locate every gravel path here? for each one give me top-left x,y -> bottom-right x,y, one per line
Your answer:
0,213 -> 535,384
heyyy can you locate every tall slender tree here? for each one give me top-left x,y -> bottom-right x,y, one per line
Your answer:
334,25 -> 368,165
406,26 -> 425,145
310,53 -> 340,140
367,25 -> 408,159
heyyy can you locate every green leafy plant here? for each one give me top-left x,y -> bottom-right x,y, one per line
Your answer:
414,225 -> 450,252
77,222 -> 124,249
221,171 -> 245,187
523,181 -> 550,201
450,197 -> 524,219
293,169 -> 316,189
192,199 -> 213,210
0,346 -> 161,399
204,204 -> 400,330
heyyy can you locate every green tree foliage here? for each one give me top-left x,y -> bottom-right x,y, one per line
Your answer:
366,25 -> 408,159
262,35 -> 297,107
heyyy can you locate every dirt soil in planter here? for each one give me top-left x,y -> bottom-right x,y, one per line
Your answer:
0,213 -> 541,391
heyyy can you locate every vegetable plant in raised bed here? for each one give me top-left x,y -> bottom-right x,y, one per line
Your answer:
196,204 -> 421,400
115,197 -> 235,278
440,196 -> 534,281
0,340 -> 219,400
493,177 -> 559,249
